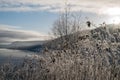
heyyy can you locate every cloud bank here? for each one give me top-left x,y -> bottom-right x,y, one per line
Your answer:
0,0 -> 120,15
0,24 -> 50,44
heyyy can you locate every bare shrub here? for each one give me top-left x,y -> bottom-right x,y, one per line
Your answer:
0,26 -> 120,80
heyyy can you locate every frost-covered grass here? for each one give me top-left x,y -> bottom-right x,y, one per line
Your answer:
0,49 -> 120,80
0,26 -> 120,80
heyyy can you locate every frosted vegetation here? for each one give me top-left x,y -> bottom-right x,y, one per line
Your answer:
0,25 -> 120,80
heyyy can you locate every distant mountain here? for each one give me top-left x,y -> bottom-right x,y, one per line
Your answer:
9,41 -> 45,47
0,40 -> 47,52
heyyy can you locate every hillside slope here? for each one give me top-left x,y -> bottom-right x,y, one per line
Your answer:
0,25 -> 120,80
44,25 -> 120,64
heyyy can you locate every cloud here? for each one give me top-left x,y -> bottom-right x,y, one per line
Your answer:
0,49 -> 34,58
0,0 -> 120,15
0,49 -> 36,64
0,24 -> 50,44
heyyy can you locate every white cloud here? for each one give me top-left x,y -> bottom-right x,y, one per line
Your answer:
0,49 -> 34,58
0,24 -> 50,44
0,0 -> 120,15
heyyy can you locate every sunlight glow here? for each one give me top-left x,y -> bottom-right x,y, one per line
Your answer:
105,7 -> 120,16
108,16 -> 120,24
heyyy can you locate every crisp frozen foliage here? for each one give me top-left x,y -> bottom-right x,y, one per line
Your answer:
0,26 -> 120,80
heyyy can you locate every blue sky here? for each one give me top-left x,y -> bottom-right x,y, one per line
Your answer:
0,11 -> 58,33
0,10 -> 110,33
0,0 -> 120,44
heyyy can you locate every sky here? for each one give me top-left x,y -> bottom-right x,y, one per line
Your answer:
0,0 -> 120,44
